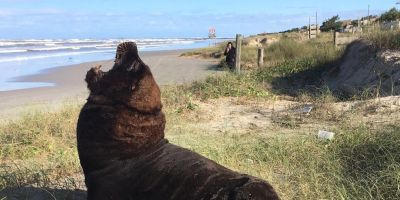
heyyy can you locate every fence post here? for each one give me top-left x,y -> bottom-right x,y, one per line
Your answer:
308,17 -> 311,39
334,31 -> 338,47
257,48 -> 264,68
235,34 -> 242,74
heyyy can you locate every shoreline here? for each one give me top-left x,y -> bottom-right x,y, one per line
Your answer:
7,49 -> 194,89
0,49 -> 222,118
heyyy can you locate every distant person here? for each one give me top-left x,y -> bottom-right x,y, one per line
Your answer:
224,42 -> 236,70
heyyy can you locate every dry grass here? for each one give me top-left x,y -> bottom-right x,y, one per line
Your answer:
1,30 -> 400,199
0,103 -> 84,199
1,86 -> 400,200
165,94 -> 400,200
363,29 -> 400,50
180,43 -> 227,58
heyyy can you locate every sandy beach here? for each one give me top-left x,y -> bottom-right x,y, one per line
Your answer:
0,49 -> 221,118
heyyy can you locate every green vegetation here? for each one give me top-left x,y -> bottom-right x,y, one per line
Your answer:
1,94 -> 399,199
281,27 -> 300,33
320,15 -> 342,32
273,7 -> 400,36
165,31 -> 399,199
0,103 -> 83,197
283,6 -> 400,36
180,43 -> 227,58
263,37 -> 339,65
189,73 -> 270,99
379,7 -> 400,22
169,123 -> 400,200
2,30 -> 400,199
0,104 -> 80,162
181,35 -> 341,99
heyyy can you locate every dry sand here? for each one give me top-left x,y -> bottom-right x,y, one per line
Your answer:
0,50 -> 222,118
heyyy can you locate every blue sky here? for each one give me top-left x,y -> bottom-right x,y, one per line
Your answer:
0,0 -> 397,39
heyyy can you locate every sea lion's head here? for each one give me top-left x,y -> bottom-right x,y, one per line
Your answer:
114,41 -> 141,72
78,41 -> 166,170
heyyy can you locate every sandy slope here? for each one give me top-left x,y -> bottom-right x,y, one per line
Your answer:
323,40 -> 400,96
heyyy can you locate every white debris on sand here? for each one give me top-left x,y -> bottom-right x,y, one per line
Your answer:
318,130 -> 335,140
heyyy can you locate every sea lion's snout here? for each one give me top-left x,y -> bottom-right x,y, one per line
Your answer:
114,52 -> 122,65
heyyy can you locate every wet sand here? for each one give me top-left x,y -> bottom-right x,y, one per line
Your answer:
0,50 -> 221,118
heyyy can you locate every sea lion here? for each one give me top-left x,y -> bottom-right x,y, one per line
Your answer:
77,42 -> 280,200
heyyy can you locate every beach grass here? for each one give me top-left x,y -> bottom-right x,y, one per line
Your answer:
177,35 -> 342,100
168,122 -> 400,200
0,103 -> 84,198
1,30 -> 400,199
1,94 -> 399,199
180,43 -> 227,58
363,29 -> 400,50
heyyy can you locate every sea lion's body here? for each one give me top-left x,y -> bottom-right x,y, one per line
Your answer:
77,42 -> 279,200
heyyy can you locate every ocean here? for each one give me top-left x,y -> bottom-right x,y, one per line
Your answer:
0,38 -> 225,91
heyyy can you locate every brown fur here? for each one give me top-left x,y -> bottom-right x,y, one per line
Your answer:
77,42 -> 280,200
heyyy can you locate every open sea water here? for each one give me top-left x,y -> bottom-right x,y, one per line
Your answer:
0,38 -> 226,91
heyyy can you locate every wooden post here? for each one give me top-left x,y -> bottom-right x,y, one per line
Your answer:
235,34 -> 242,74
315,11 -> 318,37
308,17 -> 311,39
334,31 -> 338,47
257,48 -> 264,68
